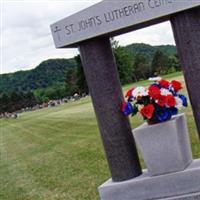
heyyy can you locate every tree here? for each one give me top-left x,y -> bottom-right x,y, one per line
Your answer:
0,93 -> 9,113
34,89 -> 47,103
174,54 -> 181,71
75,55 -> 88,94
9,92 -> 24,112
133,55 -> 151,81
114,46 -> 134,85
65,68 -> 78,95
34,83 -> 67,102
151,50 -> 168,75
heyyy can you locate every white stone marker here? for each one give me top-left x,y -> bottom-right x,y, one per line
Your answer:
50,0 -> 200,48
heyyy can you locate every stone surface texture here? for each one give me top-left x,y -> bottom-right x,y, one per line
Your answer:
98,159 -> 200,200
133,113 -> 192,176
79,37 -> 142,181
164,193 -> 200,200
51,1 -> 200,48
171,7 -> 200,139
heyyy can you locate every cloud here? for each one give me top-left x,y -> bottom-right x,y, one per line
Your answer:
115,21 -> 175,46
1,0 -> 175,74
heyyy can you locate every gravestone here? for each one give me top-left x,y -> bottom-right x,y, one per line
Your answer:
50,0 -> 200,199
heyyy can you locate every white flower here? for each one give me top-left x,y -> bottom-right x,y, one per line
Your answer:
160,88 -> 172,96
148,76 -> 162,82
169,85 -> 174,92
175,97 -> 183,110
132,87 -> 148,98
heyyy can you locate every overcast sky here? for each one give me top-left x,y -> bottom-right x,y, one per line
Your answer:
1,0 -> 175,74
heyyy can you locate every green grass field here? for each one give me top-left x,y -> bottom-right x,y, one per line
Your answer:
1,72 -> 200,200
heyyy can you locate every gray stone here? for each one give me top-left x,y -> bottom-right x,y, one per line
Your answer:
133,113 -> 193,176
164,193 -> 200,200
170,7 -> 200,139
98,159 -> 200,200
50,0 -> 200,48
79,38 -> 142,182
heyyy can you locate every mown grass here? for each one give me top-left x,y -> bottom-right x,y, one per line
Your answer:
0,72 -> 199,200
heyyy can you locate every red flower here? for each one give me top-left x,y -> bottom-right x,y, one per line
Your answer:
125,88 -> 134,98
157,95 -> 166,107
148,86 -> 161,99
166,95 -> 176,107
159,79 -> 169,88
171,80 -> 182,92
140,104 -> 155,119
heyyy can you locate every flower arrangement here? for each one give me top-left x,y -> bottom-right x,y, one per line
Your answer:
121,79 -> 188,124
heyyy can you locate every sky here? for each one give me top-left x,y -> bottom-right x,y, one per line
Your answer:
1,0 -> 175,74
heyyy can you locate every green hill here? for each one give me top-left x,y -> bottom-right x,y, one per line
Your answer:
125,43 -> 177,63
0,43 -> 177,94
0,58 -> 76,94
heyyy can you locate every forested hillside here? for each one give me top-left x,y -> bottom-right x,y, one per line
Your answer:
0,58 -> 76,94
1,43 -> 177,95
125,43 -> 176,63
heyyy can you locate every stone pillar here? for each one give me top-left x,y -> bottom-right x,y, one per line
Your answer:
170,7 -> 200,140
79,37 -> 142,182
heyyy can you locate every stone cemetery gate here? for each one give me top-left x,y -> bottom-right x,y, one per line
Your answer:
51,1 -> 200,199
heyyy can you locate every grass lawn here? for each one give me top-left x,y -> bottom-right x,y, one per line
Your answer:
0,72 -> 200,200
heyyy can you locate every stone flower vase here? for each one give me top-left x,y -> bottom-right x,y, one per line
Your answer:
133,113 -> 193,176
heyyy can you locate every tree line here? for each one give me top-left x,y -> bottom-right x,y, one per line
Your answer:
113,41 -> 180,84
0,92 -> 37,114
0,42 -> 181,114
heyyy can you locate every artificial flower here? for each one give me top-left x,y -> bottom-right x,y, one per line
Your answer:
140,104 -> 155,119
151,83 -> 161,89
121,102 -> 135,116
132,87 -> 148,98
148,85 -> 161,99
170,80 -> 182,92
179,94 -> 188,107
175,97 -> 183,110
121,78 -> 187,124
156,108 -> 172,122
168,107 -> 178,116
160,88 -> 172,96
156,95 -> 166,107
166,95 -> 176,107
125,88 -> 134,98
159,79 -> 169,88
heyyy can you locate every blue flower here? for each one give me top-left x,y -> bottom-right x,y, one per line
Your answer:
168,107 -> 178,116
179,94 -> 188,107
122,102 -> 135,116
169,89 -> 177,96
156,108 -> 172,122
127,96 -> 133,102
151,83 -> 161,89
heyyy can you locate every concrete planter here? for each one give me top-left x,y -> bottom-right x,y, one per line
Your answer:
133,113 -> 192,176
